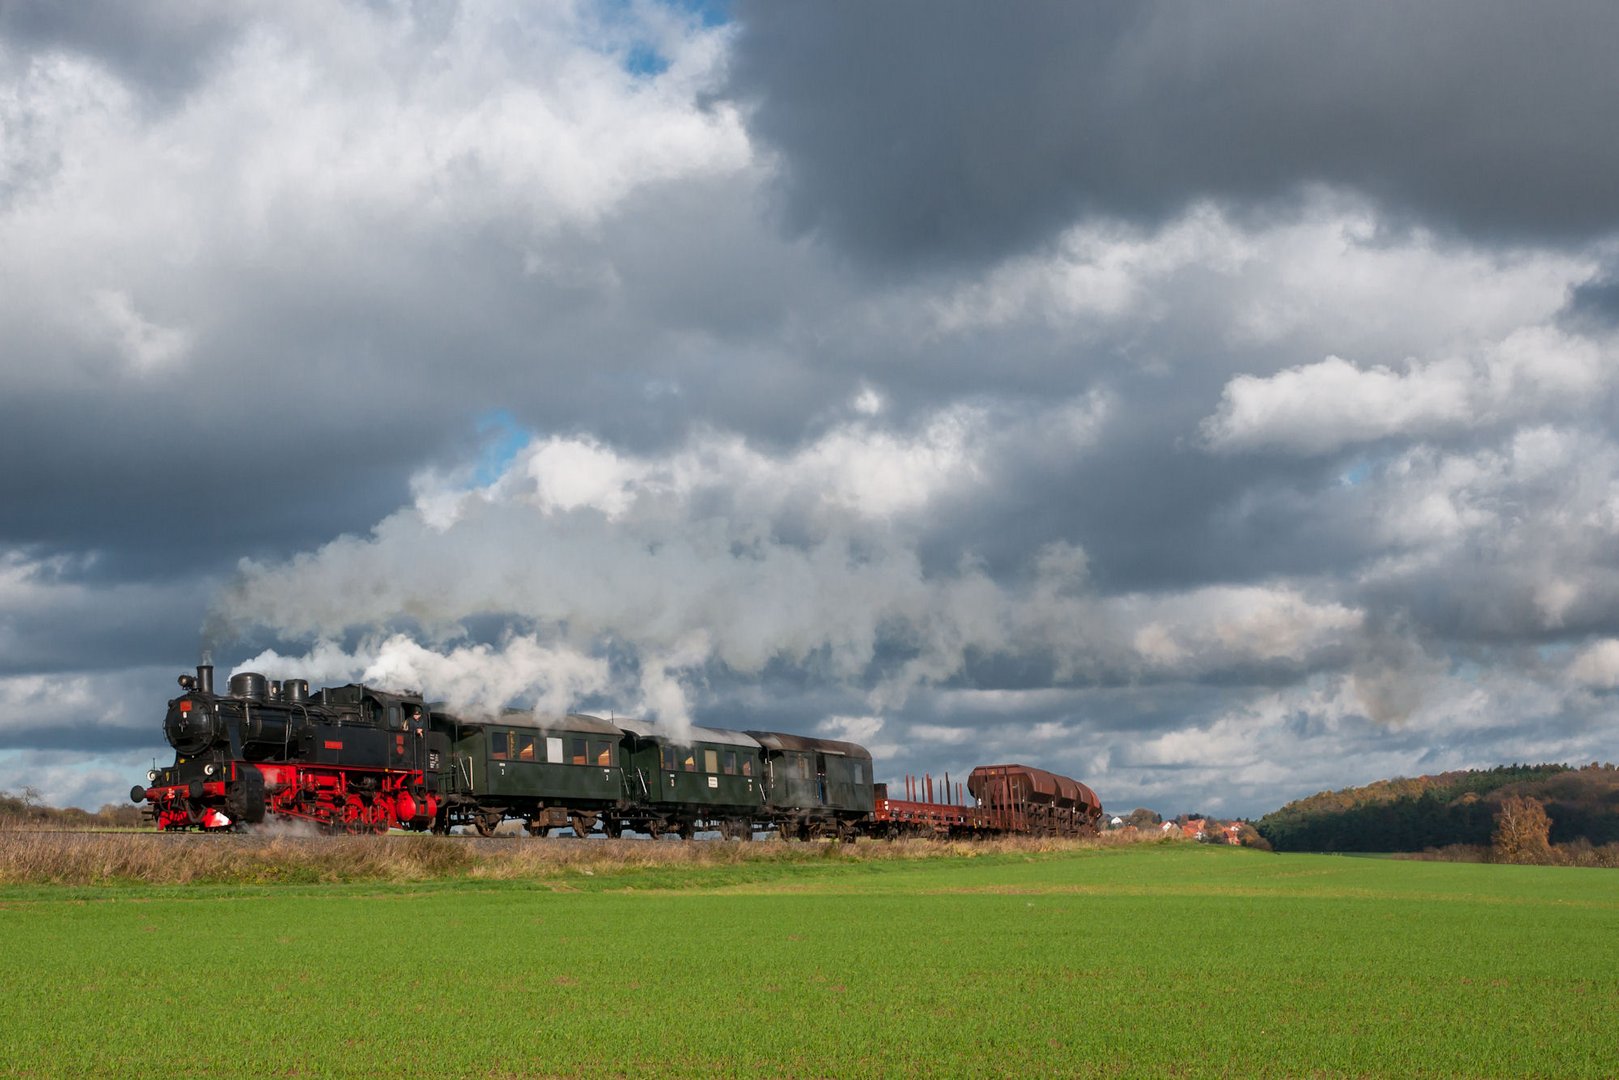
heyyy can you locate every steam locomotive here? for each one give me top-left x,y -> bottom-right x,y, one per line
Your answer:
132,662 -> 1104,839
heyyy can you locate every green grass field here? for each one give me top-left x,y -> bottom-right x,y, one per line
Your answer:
0,842 -> 1613,1078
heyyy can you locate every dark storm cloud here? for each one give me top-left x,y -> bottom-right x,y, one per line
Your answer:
727,1 -> 1619,267
0,0 -> 247,103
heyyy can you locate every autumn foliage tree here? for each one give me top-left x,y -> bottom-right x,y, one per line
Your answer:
1492,796 -> 1552,864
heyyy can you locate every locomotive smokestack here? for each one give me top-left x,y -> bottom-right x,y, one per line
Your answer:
197,662 -> 214,696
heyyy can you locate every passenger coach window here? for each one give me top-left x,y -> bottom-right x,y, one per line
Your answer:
661,746 -> 677,771
723,751 -> 737,776
547,737 -> 563,763
682,752 -> 696,772
853,764 -> 864,784
741,759 -> 752,777
490,732 -> 509,761
515,735 -> 535,761
798,757 -> 811,779
704,749 -> 719,773
570,738 -> 588,765
593,741 -> 613,766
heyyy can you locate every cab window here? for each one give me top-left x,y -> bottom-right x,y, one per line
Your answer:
593,740 -> 613,766
570,738 -> 588,766
515,734 -> 536,761
387,705 -> 402,731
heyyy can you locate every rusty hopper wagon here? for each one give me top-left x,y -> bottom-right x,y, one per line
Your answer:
967,764 -> 1103,836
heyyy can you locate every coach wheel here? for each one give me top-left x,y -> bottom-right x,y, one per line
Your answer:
523,821 -> 552,838
777,822 -> 796,842
473,811 -> 502,837
737,820 -> 754,842
676,819 -> 695,841
570,811 -> 598,839
603,818 -> 624,839
646,819 -> 664,840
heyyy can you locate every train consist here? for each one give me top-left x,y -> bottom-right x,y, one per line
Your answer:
131,662 -> 1103,839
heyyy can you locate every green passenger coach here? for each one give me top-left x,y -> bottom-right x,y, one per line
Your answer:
748,730 -> 875,841
615,720 -> 766,840
434,710 -> 626,837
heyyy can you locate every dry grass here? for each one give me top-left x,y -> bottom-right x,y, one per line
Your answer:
0,827 -> 1173,887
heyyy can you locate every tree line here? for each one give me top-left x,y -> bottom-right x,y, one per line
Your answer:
1255,763 -> 1619,856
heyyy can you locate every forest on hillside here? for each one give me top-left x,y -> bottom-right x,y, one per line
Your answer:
1255,763 -> 1619,853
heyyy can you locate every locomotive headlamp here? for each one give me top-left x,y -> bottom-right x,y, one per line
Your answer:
203,763 -> 217,777
147,770 -> 158,783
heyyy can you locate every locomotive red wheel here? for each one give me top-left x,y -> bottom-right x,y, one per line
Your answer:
340,796 -> 366,834
365,801 -> 390,834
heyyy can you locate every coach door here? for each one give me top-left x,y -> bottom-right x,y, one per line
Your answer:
816,754 -> 828,805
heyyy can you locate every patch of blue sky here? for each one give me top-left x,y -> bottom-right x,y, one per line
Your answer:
473,409 -> 534,487
624,43 -> 669,77
597,0 -> 730,77
1338,456 -> 1374,487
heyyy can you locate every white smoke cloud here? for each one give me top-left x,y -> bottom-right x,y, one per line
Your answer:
215,408 -> 1373,738
234,634 -> 610,720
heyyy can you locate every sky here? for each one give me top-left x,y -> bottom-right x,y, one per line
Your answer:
3,1 -> 1619,818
